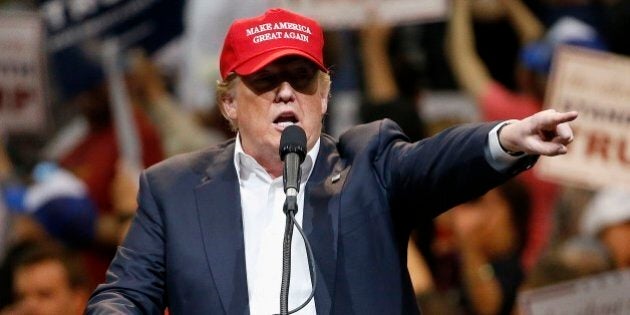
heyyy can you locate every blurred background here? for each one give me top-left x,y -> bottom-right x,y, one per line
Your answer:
0,0 -> 629,314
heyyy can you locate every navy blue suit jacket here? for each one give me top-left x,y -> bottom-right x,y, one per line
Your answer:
87,119 -> 532,314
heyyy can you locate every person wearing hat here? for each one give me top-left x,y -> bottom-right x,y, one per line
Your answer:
447,0 -> 607,272
87,8 -> 577,314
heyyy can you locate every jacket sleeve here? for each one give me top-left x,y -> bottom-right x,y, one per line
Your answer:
368,119 -> 532,220
86,171 -> 166,314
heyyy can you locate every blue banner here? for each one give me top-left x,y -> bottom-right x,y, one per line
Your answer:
37,0 -> 184,98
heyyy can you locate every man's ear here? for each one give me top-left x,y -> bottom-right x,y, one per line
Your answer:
320,80 -> 330,115
221,93 -> 238,120
320,95 -> 328,115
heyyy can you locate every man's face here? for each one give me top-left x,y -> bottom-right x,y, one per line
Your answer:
223,56 -> 329,166
13,259 -> 85,315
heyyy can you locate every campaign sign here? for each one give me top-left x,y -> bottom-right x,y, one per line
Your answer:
278,0 -> 448,29
518,269 -> 630,315
537,47 -> 630,190
38,0 -> 183,53
0,12 -> 48,134
37,0 -> 184,99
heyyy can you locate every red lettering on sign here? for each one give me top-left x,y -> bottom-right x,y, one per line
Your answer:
581,127 -> 630,166
14,87 -> 30,110
0,86 -> 32,111
618,139 -> 630,165
585,131 -> 611,161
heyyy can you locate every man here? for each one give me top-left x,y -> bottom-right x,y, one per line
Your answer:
10,242 -> 91,315
87,8 -> 576,314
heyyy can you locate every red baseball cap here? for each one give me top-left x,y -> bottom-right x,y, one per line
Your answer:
219,8 -> 327,79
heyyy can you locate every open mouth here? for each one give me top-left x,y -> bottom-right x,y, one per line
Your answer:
273,113 -> 299,128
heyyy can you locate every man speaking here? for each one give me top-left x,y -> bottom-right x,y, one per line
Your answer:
87,8 -> 577,315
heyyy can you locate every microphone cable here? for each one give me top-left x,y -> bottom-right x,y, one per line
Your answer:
275,207 -> 317,315
276,125 -> 316,315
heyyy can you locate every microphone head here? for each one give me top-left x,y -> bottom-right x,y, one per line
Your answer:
279,125 -> 307,162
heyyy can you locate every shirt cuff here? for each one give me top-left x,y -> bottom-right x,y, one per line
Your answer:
485,121 -> 526,172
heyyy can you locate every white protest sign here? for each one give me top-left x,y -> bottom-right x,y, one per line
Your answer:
536,47 -> 630,190
0,11 -> 47,134
102,39 -> 143,175
518,269 -> 630,315
275,0 -> 448,29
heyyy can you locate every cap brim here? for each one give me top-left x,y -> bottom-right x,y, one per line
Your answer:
233,48 -> 327,77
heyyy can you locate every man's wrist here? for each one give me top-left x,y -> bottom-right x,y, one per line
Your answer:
496,122 -> 525,157
485,121 -> 526,172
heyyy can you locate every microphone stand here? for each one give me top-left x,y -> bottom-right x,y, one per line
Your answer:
279,195 -> 298,315
276,126 -> 316,315
277,193 -> 318,315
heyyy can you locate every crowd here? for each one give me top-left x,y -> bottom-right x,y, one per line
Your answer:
1,0 -> 629,314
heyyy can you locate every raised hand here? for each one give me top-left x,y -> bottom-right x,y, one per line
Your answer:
499,109 -> 578,156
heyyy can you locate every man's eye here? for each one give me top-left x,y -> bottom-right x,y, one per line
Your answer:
290,70 -> 316,88
251,74 -> 273,84
246,74 -> 279,91
295,67 -> 315,78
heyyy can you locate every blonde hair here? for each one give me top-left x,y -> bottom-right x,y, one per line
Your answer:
216,73 -> 240,131
215,71 -> 331,132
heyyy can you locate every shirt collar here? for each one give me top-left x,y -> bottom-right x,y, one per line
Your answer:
233,133 -> 320,183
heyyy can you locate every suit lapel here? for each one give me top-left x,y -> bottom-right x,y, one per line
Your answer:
192,136 -> 345,315
194,144 -> 250,315
303,135 -> 346,315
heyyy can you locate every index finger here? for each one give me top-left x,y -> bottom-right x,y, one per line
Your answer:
541,110 -> 579,128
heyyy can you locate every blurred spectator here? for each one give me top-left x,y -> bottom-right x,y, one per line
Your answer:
0,139 -> 10,183
604,0 -> 630,56
521,236 -> 613,290
358,16 -> 427,141
471,0 -> 522,91
23,163 -> 96,249
127,50 -> 226,157
1,241 -> 38,311
0,139 -> 99,295
5,241 -> 90,315
0,140 -> 48,262
538,0 -> 607,33
357,20 -> 440,312
178,0 -> 271,112
549,186 -> 595,245
108,160 -> 140,244
0,194 -> 7,264
431,179 -> 530,315
48,48 -> 165,285
59,82 -> 163,232
580,187 -> 630,268
519,16 -> 607,76
447,0 -> 606,270
407,233 -> 435,298
0,139 -> 12,262
448,0 -> 543,120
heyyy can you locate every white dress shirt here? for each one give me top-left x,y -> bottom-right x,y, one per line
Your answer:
234,123 -> 520,315
235,135 -> 319,315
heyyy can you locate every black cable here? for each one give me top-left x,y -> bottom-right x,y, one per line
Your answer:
275,209 -> 317,315
287,211 -> 317,314
279,212 -> 293,315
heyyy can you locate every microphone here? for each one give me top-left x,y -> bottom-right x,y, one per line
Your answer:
278,125 -> 316,315
279,125 -> 307,214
